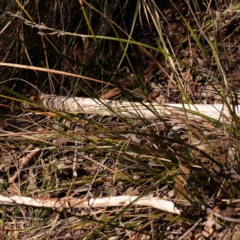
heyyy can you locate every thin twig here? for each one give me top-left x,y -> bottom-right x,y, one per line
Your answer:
178,218 -> 202,240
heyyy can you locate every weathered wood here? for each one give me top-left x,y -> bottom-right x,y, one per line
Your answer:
23,93 -> 238,121
0,194 -> 181,214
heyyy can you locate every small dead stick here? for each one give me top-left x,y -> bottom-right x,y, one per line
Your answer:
8,148 -> 41,184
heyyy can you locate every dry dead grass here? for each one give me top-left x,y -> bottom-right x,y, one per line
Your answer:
1,0 -> 240,239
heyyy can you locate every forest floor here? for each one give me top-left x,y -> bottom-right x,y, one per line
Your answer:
1,0 -> 240,239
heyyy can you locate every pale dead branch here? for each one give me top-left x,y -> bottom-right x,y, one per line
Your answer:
0,195 -> 181,214
1,194 -> 240,223
23,93 -> 237,121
